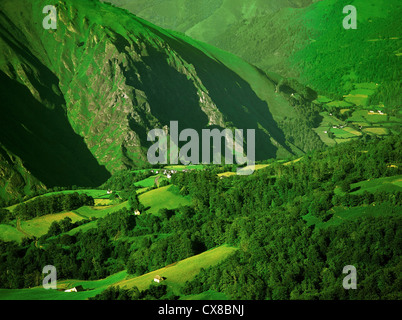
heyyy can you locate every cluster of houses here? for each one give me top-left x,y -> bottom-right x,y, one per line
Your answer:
324,124 -> 346,134
369,110 -> 385,115
150,169 -> 180,179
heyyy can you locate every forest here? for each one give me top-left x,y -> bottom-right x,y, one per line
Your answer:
10,193 -> 95,221
0,134 -> 400,299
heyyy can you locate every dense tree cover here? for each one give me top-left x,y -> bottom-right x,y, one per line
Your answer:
182,214 -> 401,300
275,78 -> 325,153
41,217 -> 94,240
173,135 -> 402,299
89,284 -> 178,300
0,185 -> 90,208
0,135 -> 400,299
0,211 -> 130,288
100,170 -> 153,192
0,208 -> 13,224
12,193 -> 94,220
0,207 -> 201,289
290,3 -> 401,105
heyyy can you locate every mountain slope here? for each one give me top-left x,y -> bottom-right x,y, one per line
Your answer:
0,0 -> 320,202
111,0 -> 401,105
106,0 -> 315,41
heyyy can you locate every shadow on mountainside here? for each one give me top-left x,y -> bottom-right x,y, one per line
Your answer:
131,21 -> 293,160
0,70 -> 111,188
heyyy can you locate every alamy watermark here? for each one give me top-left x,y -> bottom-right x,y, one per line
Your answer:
342,265 -> 357,290
147,121 -> 255,175
343,5 -> 357,29
42,5 -> 57,30
42,265 -> 57,289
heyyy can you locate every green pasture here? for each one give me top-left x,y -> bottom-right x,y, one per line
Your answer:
139,185 -> 192,214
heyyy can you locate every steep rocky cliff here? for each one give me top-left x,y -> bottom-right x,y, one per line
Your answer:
0,0 -> 303,201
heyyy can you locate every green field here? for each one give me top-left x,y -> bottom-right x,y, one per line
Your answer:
304,174 -> 402,228
6,189 -> 111,212
350,176 -> 402,194
185,290 -> 229,300
304,201 -> 400,230
20,212 -> 85,238
330,128 -> 356,139
164,165 -> 205,171
326,100 -> 353,108
0,199 -> 131,241
134,176 -> 157,188
73,201 -> 129,219
0,271 -> 127,300
139,185 -> 192,214
114,245 -> 237,296
0,224 -> 25,243
363,127 -> 389,135
0,245 -> 236,300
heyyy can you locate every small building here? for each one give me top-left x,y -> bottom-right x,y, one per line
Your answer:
64,285 -> 84,293
324,131 -> 328,134
107,190 -> 113,194
154,275 -> 166,283
134,209 -> 141,216
167,174 -> 171,179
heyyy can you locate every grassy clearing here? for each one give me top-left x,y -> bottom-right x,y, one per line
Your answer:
67,220 -> 98,236
348,110 -> 368,122
304,202 -> 399,230
134,175 -> 158,188
218,171 -> 236,178
365,114 -> 388,123
39,189 -> 111,199
164,165 -> 205,171
316,95 -> 332,103
139,185 -> 192,214
184,290 -> 229,300
0,245 -> 237,300
73,201 -> 129,219
0,271 -> 127,300
335,138 -> 355,144
94,199 -> 112,206
0,224 -> 25,243
350,176 -> 402,194
6,189 -> 111,212
218,164 -> 270,177
114,245 -> 237,296
313,127 -> 336,146
330,128 -> 356,139
20,212 -> 84,238
363,127 -> 389,135
343,127 -> 362,136
326,100 -> 353,108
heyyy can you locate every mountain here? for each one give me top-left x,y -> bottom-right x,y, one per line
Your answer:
0,0 -> 323,202
105,0 -> 315,41
110,0 -> 401,104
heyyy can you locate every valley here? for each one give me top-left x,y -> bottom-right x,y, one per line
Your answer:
0,0 -> 400,302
